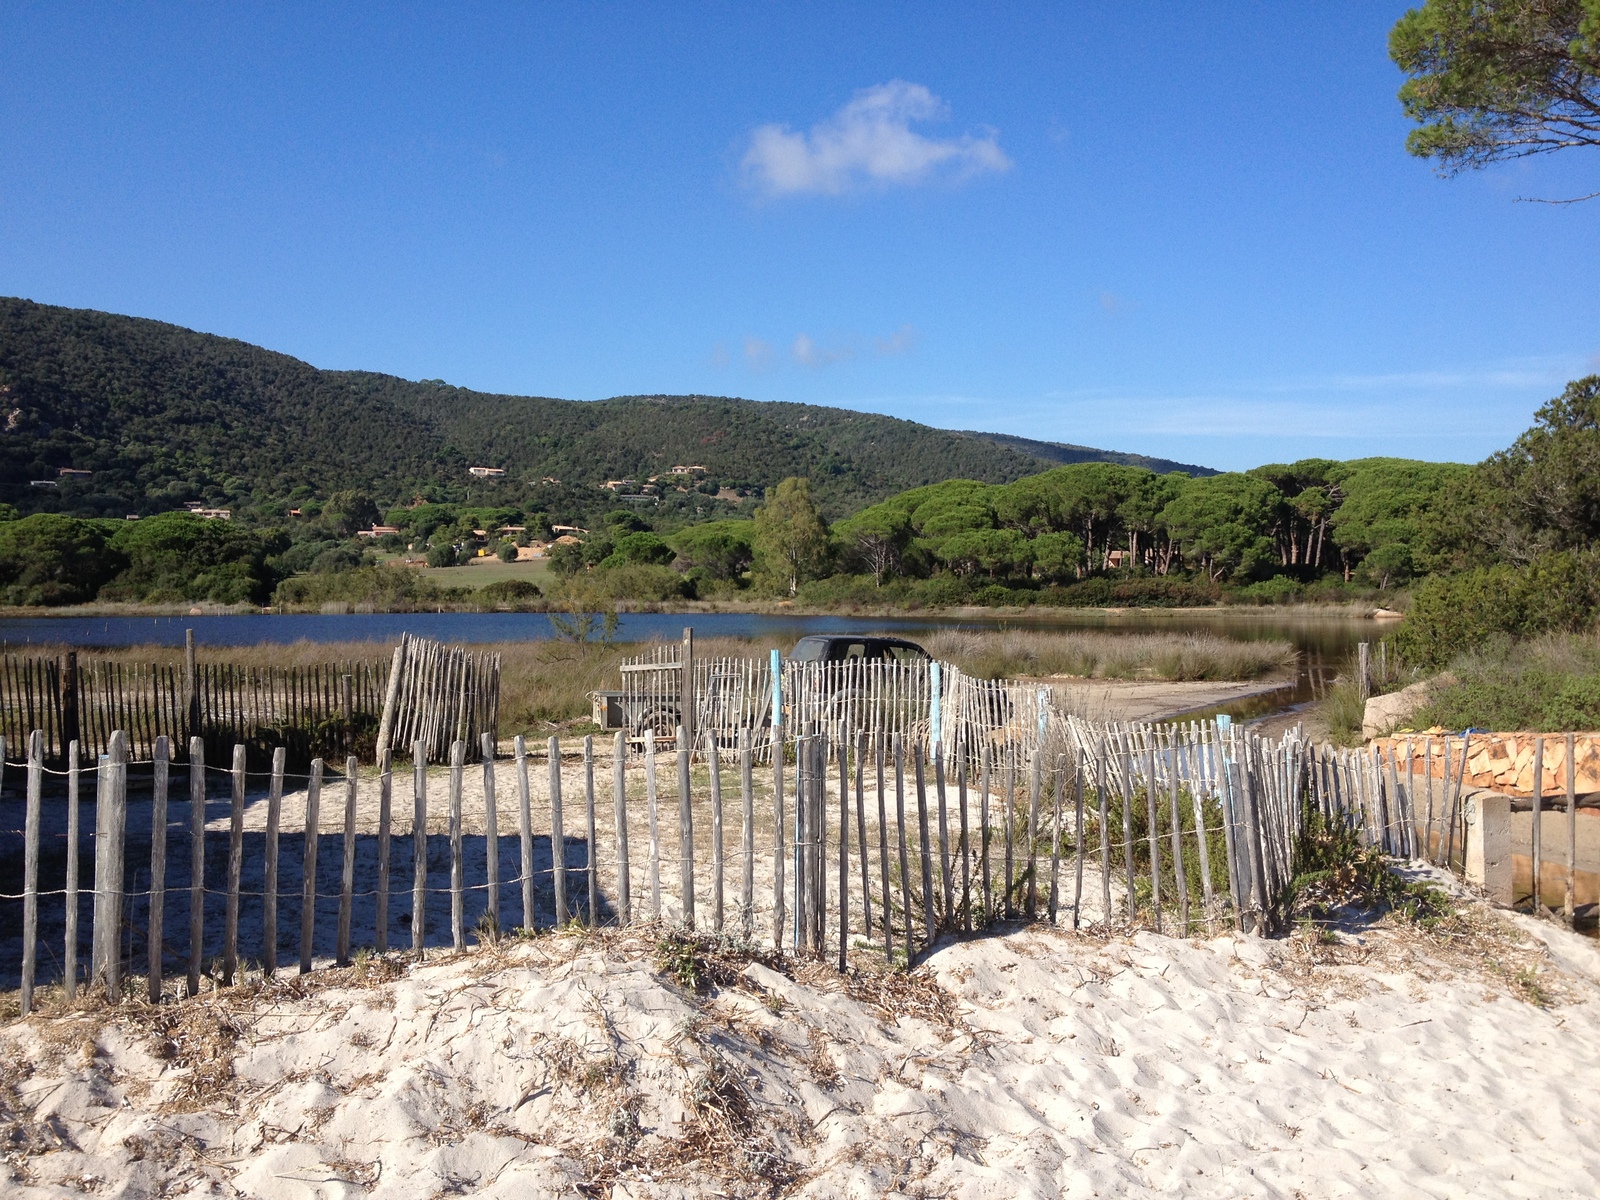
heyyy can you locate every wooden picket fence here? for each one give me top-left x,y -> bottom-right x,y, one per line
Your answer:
619,640 -> 1052,772
0,632 -> 499,770
8,703 -> 1344,1014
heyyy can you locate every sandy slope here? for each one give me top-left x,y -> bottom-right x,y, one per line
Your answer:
4,879 -> 1599,1199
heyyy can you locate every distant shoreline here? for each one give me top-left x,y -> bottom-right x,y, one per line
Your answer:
0,598 -> 1391,621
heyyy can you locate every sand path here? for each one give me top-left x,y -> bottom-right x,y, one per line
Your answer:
4,877 -> 1599,1198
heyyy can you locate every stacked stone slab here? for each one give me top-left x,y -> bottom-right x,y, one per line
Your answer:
1368,732 -> 1600,798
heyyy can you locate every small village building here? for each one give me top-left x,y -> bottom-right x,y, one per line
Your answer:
468,466 -> 506,478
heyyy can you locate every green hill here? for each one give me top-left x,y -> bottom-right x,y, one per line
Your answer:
958,430 -> 1214,477
0,297 -> 1207,521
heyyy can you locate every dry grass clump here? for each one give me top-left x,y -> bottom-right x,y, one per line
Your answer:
923,627 -> 1296,682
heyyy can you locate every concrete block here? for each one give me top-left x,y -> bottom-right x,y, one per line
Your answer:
1464,792 -> 1512,904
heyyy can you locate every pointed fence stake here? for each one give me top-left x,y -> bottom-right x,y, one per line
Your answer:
264,747 -> 285,976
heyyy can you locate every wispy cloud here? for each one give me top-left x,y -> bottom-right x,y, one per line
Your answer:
873,324 -> 918,356
743,336 -> 775,371
741,81 -> 1011,197
791,333 -> 853,368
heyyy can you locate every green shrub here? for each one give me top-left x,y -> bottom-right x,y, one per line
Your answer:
274,565 -> 463,609
1227,575 -> 1303,606
106,512 -> 275,605
1036,576 -> 1220,608
1416,634 -> 1600,731
0,513 -> 124,605
973,583 -> 1029,607
479,578 -> 542,608
496,541 -> 518,563
1395,551 -> 1600,667
580,563 -> 693,601
601,531 -> 675,568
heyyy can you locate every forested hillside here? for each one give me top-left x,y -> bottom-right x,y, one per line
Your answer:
0,297 -> 1184,522
959,431 -> 1213,476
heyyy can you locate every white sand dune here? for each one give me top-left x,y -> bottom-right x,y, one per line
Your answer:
5,876 -> 1600,1198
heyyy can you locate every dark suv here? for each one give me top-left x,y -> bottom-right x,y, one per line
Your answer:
788,635 -> 931,664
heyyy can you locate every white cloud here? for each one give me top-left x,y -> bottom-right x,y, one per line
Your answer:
741,81 -> 1011,197
743,336 -> 775,371
873,324 -> 918,356
791,333 -> 854,367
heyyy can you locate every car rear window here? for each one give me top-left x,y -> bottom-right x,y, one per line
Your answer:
789,637 -> 829,662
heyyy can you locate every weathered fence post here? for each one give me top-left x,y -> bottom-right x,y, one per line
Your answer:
64,739 -> 80,1000
449,739 -> 465,948
793,739 -> 808,953
185,629 -> 199,746
549,735 -> 567,926
894,735 -> 912,961
264,746 -> 285,975
224,743 -> 246,985
63,651 -> 80,752
1072,751 -> 1086,930
1531,736 -> 1545,913
148,736 -> 170,1001
959,760 -> 971,933
676,723 -> 695,928
772,650 -> 786,950
376,746 -> 392,952
300,757 -> 323,973
1566,733 -> 1578,925
680,627 -> 695,751
710,734 -> 724,935
1048,754 -> 1064,924
1026,748 -> 1042,919
514,734 -> 533,930
512,736 -> 532,930
1097,746 -> 1112,926
338,754 -> 358,966
188,736 -> 206,996
856,731 -> 873,936
20,730 -> 42,1015
740,727 -> 754,938
1170,742 -> 1188,934
376,641 -> 407,759
1357,641 -> 1371,702
644,730 -> 660,922
584,735 -> 598,927
1004,753 -> 1017,916
412,740 -> 427,953
979,744 -> 992,925
1146,742 -> 1162,933
92,731 -> 128,1000
837,740 -> 849,971
481,732 -> 499,931
935,749 -> 952,928
612,731 -> 630,927
877,733 -> 894,959
914,744 -> 936,952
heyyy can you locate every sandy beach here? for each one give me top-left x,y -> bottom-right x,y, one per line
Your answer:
4,865 -> 1599,1199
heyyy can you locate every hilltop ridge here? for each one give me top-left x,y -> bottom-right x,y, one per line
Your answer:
0,297 -> 1206,519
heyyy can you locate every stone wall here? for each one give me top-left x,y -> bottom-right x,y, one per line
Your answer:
1368,731 -> 1600,798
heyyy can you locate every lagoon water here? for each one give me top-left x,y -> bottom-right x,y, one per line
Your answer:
0,606 -> 1370,651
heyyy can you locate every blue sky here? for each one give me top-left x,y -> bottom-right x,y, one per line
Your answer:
2,3 -> 1597,471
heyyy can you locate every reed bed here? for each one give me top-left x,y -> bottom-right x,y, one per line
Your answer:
921,628 -> 1296,683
